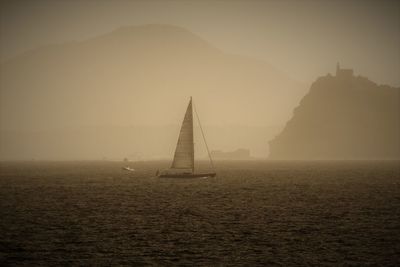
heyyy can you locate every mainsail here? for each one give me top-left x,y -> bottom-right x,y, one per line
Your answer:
171,98 -> 194,171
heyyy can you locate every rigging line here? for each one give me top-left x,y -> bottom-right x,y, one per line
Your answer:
193,101 -> 215,171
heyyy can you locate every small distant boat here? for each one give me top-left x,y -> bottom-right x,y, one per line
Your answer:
158,97 -> 216,178
122,166 -> 135,172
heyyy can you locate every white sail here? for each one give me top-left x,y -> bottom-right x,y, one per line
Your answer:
171,98 -> 194,171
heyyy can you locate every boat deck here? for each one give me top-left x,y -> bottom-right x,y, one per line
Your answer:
158,172 -> 216,178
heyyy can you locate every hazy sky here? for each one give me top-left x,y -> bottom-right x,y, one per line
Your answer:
1,0 -> 399,86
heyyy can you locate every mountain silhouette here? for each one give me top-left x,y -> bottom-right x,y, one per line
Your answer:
269,66 -> 400,159
0,24 -> 306,131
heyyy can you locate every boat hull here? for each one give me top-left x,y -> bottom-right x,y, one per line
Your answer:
158,172 -> 216,178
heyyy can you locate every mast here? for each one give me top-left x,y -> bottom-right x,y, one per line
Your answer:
191,96 -> 194,174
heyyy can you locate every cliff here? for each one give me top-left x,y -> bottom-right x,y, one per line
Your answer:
269,71 -> 400,159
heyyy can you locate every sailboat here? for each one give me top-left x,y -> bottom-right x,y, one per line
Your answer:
157,97 -> 216,178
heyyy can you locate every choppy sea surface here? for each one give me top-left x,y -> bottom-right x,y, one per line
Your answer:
0,160 -> 399,266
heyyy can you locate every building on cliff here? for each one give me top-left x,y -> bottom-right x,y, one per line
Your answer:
336,62 -> 353,78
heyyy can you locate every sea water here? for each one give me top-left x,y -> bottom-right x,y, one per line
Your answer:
0,160 -> 399,265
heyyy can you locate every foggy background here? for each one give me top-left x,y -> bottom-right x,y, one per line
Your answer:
0,0 -> 399,160
2,0 -> 399,85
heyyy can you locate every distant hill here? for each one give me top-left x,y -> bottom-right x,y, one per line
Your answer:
0,24 -> 306,132
269,65 -> 400,159
211,148 -> 253,160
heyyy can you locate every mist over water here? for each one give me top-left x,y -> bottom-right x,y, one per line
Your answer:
1,1 -> 399,160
